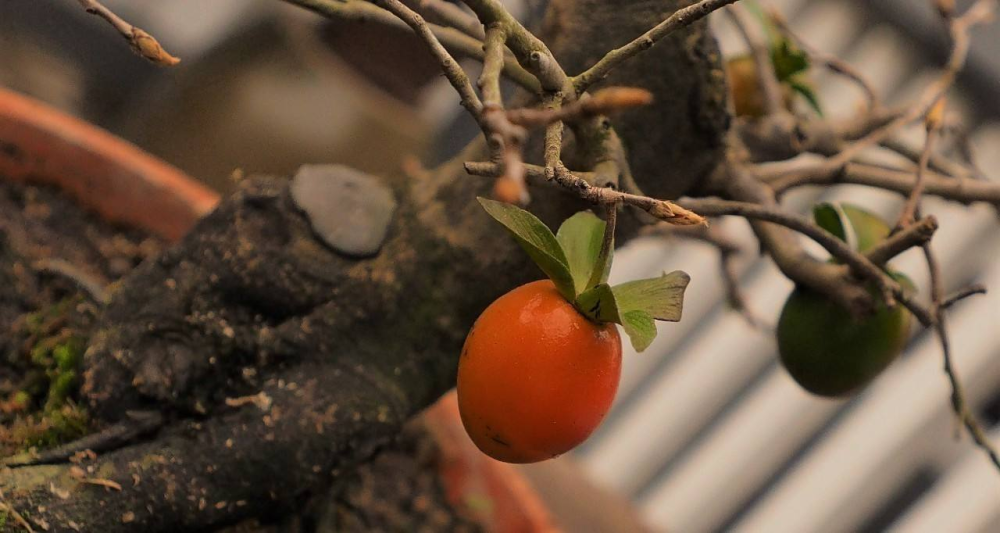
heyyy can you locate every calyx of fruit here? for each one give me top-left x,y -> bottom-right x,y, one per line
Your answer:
478,198 -> 690,352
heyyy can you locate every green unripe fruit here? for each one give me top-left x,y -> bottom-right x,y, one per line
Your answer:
777,284 -> 912,397
777,202 -> 914,397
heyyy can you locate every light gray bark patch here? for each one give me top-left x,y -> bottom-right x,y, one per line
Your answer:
291,165 -> 397,258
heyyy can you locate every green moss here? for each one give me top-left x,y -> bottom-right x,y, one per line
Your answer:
16,403 -> 91,450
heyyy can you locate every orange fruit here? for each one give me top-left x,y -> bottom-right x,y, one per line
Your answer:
457,280 -> 622,463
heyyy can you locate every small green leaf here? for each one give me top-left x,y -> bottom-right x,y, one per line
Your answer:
612,270 -> 691,322
621,310 -> 657,352
771,40 -> 810,81
575,284 -> 658,352
478,197 -> 576,300
813,202 -> 850,243
556,211 -> 607,294
814,203 -> 890,254
575,283 -> 621,324
841,204 -> 890,253
788,78 -> 824,117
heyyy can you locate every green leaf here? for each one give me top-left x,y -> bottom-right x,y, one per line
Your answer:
611,270 -> 691,322
575,284 -> 658,353
556,211 -> 607,294
621,310 -> 657,352
575,283 -> 621,324
841,204 -> 890,253
813,202 -> 850,243
788,78 -> 824,117
813,203 -> 891,254
771,40 -> 810,81
478,197 -> 576,300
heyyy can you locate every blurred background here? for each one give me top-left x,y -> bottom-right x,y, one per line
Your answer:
2,0 -> 999,531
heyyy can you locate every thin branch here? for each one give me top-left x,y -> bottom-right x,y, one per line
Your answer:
896,99 -> 945,228
461,0 -> 571,92
417,0 -> 484,40
479,25 -> 529,203
370,0 -> 483,118
464,161 -> 707,225
764,0 -> 994,186
765,161 -> 1000,207
677,196 -> 900,306
941,284 -> 987,309
506,87 -> 653,127
281,0 -> 540,92
879,136 -> 980,181
923,243 -> 1000,470
865,216 -> 938,265
542,95 -> 564,170
573,0 -> 740,92
73,0 -> 179,65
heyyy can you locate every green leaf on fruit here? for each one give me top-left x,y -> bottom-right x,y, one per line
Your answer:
577,283 -> 658,352
478,197 -> 577,301
620,310 -> 657,352
612,271 -> 691,322
556,211 -> 608,294
575,272 -> 690,353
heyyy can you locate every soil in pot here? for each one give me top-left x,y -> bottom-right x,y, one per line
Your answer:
0,177 -> 485,532
0,179 -> 162,455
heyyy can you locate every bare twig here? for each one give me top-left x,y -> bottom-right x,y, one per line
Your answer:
479,24 -> 529,203
573,0 -> 740,92
464,161 -> 707,225
879,136 -> 979,181
941,284 -> 987,309
74,0 -> 179,66
282,0 -> 540,91
461,0 -> 571,92
764,161 -> 1000,207
923,243 -> 1000,470
506,87 -> 653,127
678,196 -> 900,306
417,0 -> 484,39
896,99 -> 946,228
371,0 -> 483,118
892,74 -> 1000,470
765,0 -> 994,186
865,216 -> 938,265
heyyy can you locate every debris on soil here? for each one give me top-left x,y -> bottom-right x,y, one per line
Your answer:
0,179 -> 162,458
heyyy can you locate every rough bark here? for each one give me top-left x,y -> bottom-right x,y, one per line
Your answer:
0,1 -> 730,530
543,0 -> 730,199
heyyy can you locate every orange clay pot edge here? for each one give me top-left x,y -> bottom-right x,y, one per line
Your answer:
0,87 -> 220,242
425,393 -> 560,533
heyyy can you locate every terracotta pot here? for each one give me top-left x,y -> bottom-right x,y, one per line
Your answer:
0,86 -> 555,532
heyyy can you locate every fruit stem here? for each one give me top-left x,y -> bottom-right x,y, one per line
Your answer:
586,200 -> 618,290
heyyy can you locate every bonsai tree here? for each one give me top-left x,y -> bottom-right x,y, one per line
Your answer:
2,0 -> 999,530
